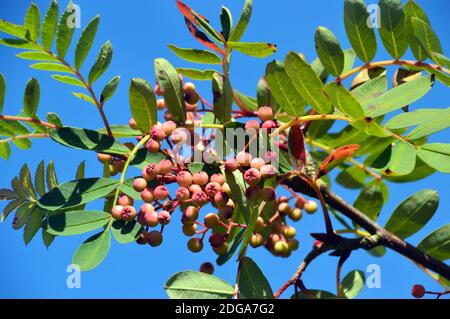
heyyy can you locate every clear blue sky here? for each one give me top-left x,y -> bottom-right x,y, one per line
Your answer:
0,0 -> 449,299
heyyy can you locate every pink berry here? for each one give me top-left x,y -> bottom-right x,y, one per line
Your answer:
144,211 -> 159,227
145,139 -> 161,153
210,173 -> 225,185
205,182 -> 221,197
141,187 -> 155,203
156,99 -> 166,110
261,186 -> 276,201
111,205 -> 123,220
176,187 -> 190,201
219,205 -> 234,219
142,163 -> 159,181
154,185 -> 169,201
244,168 -> 262,186
245,120 -> 260,133
214,191 -> 230,208
133,178 -> 147,192
224,158 -> 239,172
140,203 -> 155,214
260,164 -> 277,178
158,210 -> 171,225
121,206 -> 137,221
264,151 -> 277,163
209,233 -> 226,248
236,151 -> 252,167
129,118 -> 138,130
261,120 -> 277,130
192,191 -> 209,207
257,106 -> 273,121
159,159 -> 173,175
189,184 -> 203,194
245,186 -> 261,200
176,171 -> 193,187
250,157 -> 266,170
184,206 -> 199,221
154,84 -> 163,96
151,126 -> 166,142
118,195 -> 133,206
193,171 -> 209,186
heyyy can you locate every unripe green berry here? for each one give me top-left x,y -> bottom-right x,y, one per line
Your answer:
282,226 -> 297,239
187,237 -> 203,253
274,241 -> 289,255
204,213 -> 219,229
182,224 -> 197,237
304,200 -> 318,214
289,208 -> 303,221
249,233 -> 264,248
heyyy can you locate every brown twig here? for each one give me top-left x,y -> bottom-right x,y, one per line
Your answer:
0,115 -> 57,129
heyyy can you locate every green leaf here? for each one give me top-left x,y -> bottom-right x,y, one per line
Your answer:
49,126 -> 130,155
352,75 -> 387,108
46,210 -> 110,236
354,184 -> 383,221
384,108 -> 446,130
16,51 -> 58,62
46,112 -> 63,127
432,52 -> 450,68
0,19 -> 28,38
0,73 -> 5,113
177,68 -> 216,81
378,0 -> 408,59
111,220 -> 143,244
407,110 -> 450,140
341,270 -> 365,299
212,72 -> 233,124
0,142 -> 10,160
315,26 -> 344,76
39,177 -> 118,212
341,49 -> 356,75
30,62 -> 72,73
292,290 -> 336,299
285,52 -> 332,114
238,257 -> 273,299
45,161 -> 58,190
344,0 -> 377,62
56,2 -> 77,58
76,161 -> 85,180
410,17 -> 443,64
23,77 -> 40,117
20,163 -> 38,200
336,166 -> 366,189
265,60 -> 305,116
385,189 -> 439,239
24,3 -> 41,41
23,207 -> 45,245
130,148 -> 166,169
417,224 -> 450,261
51,75 -> 84,87
0,38 -> 41,50
97,125 -> 141,138
11,176 -> 27,199
367,75 -> 434,117
42,229 -> 55,248
154,58 -> 185,123
100,76 -> 120,103
324,83 -> 365,119
1,200 -> 24,222
256,76 -> 279,112
41,0 -> 59,49
227,41 -> 277,58
383,140 -> 416,176
311,57 -> 329,83
129,78 -> 157,133
220,6 -> 233,41
234,90 -> 258,112
165,271 -> 234,299
417,143 -> 450,174
72,92 -> 96,105
75,15 -> 100,70
216,228 -> 245,266
404,0 -> 429,61
88,41 -> 113,84
167,44 -> 221,64
229,0 -> 252,42
35,160 -> 46,197
13,202 -> 35,230
72,229 -> 111,271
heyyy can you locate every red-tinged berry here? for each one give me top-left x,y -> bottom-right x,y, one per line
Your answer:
189,184 -> 203,194
209,232 -> 226,248
158,210 -> 171,225
145,139 -> 161,153
210,173 -> 225,185
245,186 -> 261,200
121,206 -> 137,221
176,171 -> 193,187
245,120 -> 260,134
136,231 -> 149,245
133,177 -> 147,192
205,182 -> 221,198
224,158 -> 239,172
313,239 -> 323,249
260,164 -> 277,178
158,159 -> 173,175
199,262 -> 214,275
118,195 -> 133,207
295,198 -> 306,209
111,205 -> 124,220
97,153 -> 112,164
236,151 -> 252,167
144,211 -> 159,227
304,200 -> 318,214
142,163 -> 159,181
151,126 -> 166,142
187,237 -> 203,253
184,82 -> 199,104
244,168 -> 261,186
182,224 -> 197,237
214,191 -> 230,208
257,106 -> 273,121
162,120 -> 176,136
148,230 -> 163,247
156,99 -> 166,110
192,191 -> 209,207
184,206 -> 199,221
154,84 -> 163,96
261,120 -> 277,130
283,226 -> 296,239
154,185 -> 169,201
204,213 -> 219,229
176,187 -> 190,201
129,118 -> 138,130
141,187 -> 155,203
140,203 -> 155,214
193,171 -> 209,186
249,233 -> 264,248
411,285 -> 426,298
278,202 -> 291,215
254,217 -> 265,233
261,186 -> 276,202
219,205 -> 234,220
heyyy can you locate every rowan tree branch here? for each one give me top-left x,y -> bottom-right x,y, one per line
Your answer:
283,176 -> 450,281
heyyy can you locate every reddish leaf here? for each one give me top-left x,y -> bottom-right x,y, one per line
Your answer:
184,19 -> 225,55
317,144 -> 360,179
288,123 -> 306,166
